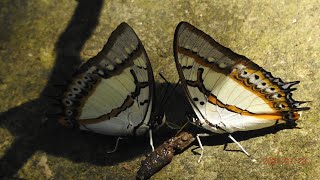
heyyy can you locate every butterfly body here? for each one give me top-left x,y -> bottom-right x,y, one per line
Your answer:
174,22 -> 309,134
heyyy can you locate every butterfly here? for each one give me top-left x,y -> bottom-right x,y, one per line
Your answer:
173,22 -> 310,161
56,22 -> 165,151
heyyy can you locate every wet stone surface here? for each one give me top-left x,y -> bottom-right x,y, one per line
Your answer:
0,0 -> 319,179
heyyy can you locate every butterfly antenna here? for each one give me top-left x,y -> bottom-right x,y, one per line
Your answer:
157,72 -> 180,112
174,121 -> 189,136
159,83 -> 171,107
159,72 -> 179,105
159,78 -> 180,112
155,73 -> 183,131
157,73 -> 183,129
158,72 -> 174,106
159,72 -> 171,86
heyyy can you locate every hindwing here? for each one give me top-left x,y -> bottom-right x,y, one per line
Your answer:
59,23 -> 155,136
174,22 -> 309,133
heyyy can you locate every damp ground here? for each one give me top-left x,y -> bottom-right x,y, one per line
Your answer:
0,0 -> 319,179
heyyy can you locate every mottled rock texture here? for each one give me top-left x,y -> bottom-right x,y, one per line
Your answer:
0,0 -> 319,179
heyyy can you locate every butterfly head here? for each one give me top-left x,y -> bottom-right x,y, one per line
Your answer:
147,107 -> 166,132
153,113 -> 166,130
133,114 -> 165,136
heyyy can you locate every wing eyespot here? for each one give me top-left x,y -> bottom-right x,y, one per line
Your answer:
66,110 -> 73,116
67,93 -> 75,98
72,87 -> 81,94
239,70 -> 250,78
63,99 -> 73,106
274,103 -> 286,110
76,80 -> 84,86
83,75 -> 93,82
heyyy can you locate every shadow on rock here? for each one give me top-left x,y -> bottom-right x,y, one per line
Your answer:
0,0 -> 141,177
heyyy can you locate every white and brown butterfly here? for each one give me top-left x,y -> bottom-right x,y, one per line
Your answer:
57,23 -> 165,151
173,22 -> 310,161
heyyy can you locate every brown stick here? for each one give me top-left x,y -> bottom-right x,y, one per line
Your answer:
136,131 -> 195,179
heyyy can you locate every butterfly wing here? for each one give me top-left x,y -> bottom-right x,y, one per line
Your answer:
59,23 -> 155,136
174,22 -> 309,133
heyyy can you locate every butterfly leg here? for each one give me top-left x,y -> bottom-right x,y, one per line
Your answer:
227,134 -> 257,162
149,129 -> 155,151
107,136 -> 122,153
196,133 -> 211,163
227,134 -> 250,156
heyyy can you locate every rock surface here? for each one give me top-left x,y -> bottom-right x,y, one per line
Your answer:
0,0 -> 319,179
